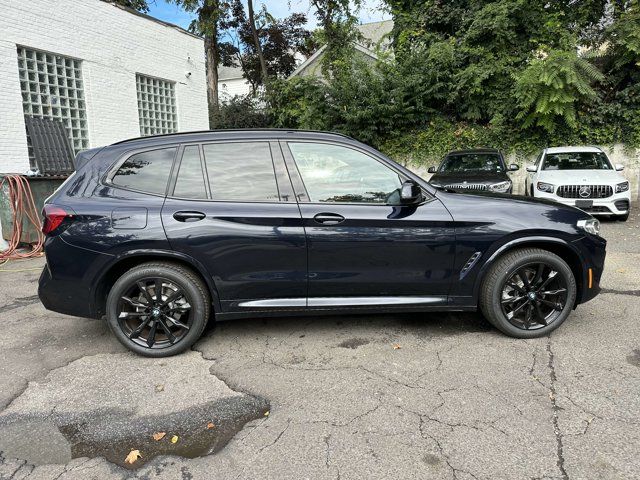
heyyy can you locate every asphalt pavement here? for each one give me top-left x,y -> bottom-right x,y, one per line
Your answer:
0,210 -> 638,480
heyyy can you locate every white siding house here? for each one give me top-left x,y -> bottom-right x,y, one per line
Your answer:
0,0 -> 209,174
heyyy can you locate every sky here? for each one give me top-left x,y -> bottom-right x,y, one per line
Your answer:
147,0 -> 391,31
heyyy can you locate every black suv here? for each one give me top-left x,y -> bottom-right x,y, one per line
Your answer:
39,130 -> 606,356
428,148 -> 518,193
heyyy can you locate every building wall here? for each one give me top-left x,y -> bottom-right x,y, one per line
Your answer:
219,77 -> 252,100
0,0 -> 208,174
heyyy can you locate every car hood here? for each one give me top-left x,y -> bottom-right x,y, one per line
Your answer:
429,171 -> 510,185
537,169 -> 626,185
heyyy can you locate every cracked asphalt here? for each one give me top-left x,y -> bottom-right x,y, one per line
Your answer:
1,210 -> 639,480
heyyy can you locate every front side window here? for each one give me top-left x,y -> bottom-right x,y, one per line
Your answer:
173,146 -> 207,199
542,152 -> 612,171
440,153 -> 504,173
203,142 -> 279,201
288,142 -> 403,203
111,147 -> 176,195
136,74 -> 177,136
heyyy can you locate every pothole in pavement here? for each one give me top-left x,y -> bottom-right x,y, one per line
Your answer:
0,352 -> 269,470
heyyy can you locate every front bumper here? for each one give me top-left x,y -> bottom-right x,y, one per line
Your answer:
571,233 -> 607,305
535,190 -> 631,216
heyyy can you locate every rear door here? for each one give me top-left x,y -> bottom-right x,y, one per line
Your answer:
161,141 -> 307,312
282,140 -> 456,307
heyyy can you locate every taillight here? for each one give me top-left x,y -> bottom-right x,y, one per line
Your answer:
42,204 -> 74,234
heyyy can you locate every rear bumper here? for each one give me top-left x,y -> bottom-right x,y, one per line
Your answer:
38,236 -> 111,318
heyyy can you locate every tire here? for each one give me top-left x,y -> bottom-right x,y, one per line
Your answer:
106,262 -> 211,357
479,248 -> 577,338
617,212 -> 629,222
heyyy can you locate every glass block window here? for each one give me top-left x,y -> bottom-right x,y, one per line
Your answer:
16,46 -> 89,161
136,74 -> 177,136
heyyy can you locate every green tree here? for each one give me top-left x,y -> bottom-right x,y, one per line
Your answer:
170,0 -> 233,126
514,50 -> 604,132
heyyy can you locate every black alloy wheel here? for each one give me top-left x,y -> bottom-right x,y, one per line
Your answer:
500,262 -> 568,330
106,262 -> 210,357
480,248 -> 577,338
117,277 -> 192,349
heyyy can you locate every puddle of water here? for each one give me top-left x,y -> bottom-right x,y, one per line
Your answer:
0,396 -> 269,470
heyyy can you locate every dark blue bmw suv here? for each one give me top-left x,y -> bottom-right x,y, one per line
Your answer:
39,130 -> 606,356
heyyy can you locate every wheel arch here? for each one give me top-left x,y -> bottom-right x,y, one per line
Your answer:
91,249 -> 221,318
473,237 -> 585,306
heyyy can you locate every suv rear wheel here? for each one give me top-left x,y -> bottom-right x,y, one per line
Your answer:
106,262 -> 211,357
480,248 -> 576,338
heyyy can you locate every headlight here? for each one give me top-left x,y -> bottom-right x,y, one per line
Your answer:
489,181 -> 511,193
577,218 -> 600,236
616,181 -> 629,193
537,182 -> 555,193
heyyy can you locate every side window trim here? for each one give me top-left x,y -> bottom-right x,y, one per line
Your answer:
279,140 -> 310,202
105,145 -> 180,197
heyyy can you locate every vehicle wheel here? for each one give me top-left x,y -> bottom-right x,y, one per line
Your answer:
106,262 -> 211,357
617,212 -> 629,222
480,248 -> 576,338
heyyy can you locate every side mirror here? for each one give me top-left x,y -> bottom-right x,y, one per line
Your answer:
427,166 -> 437,174
508,163 -> 519,171
400,180 -> 423,205
526,165 -> 537,173
615,164 -> 624,171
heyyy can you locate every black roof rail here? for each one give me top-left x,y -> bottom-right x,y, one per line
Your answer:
110,128 -> 354,146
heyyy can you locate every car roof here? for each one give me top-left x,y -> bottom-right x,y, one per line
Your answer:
445,148 -> 501,155
544,146 -> 603,154
110,129 -> 353,148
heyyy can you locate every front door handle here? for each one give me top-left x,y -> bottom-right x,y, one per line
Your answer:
313,213 -> 345,225
173,211 -> 206,222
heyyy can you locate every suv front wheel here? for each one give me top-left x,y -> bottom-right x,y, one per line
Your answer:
480,248 -> 577,338
106,262 -> 211,357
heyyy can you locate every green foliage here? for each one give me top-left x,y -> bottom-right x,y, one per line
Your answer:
514,50 -> 604,132
212,95 -> 270,129
112,0 -> 149,13
250,0 -> 640,158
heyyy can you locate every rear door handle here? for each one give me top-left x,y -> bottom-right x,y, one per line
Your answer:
313,213 -> 345,225
173,211 -> 206,222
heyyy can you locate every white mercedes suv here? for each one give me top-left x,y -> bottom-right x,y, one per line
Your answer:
525,146 -> 631,221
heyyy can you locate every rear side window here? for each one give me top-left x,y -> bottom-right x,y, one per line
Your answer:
173,146 -> 207,199
111,147 -> 176,195
203,142 -> 279,201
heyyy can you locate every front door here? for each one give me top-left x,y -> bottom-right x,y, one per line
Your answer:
282,141 -> 456,307
161,141 -> 307,312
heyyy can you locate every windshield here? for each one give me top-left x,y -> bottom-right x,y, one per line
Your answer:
440,153 -> 504,173
542,152 -> 612,170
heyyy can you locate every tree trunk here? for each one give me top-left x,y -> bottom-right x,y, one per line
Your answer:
247,0 -> 268,85
204,34 -> 219,128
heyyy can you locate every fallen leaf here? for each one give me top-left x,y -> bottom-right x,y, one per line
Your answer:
170,435 -> 179,444
616,268 -> 626,273
392,343 -> 401,350
125,449 -> 141,464
155,384 -> 164,392
206,422 -> 215,429
264,410 -> 270,417
152,432 -> 166,441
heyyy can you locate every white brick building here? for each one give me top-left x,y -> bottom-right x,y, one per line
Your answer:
0,0 -> 208,174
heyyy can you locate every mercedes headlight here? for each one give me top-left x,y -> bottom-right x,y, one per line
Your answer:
616,181 -> 629,193
489,181 -> 511,193
577,218 -> 600,236
537,182 -> 555,193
